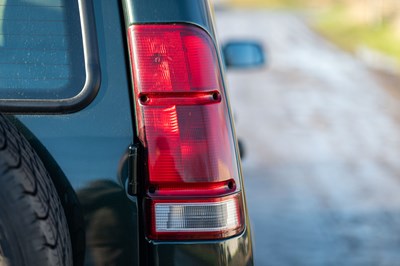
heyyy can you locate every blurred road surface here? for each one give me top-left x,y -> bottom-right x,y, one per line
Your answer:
216,10 -> 400,266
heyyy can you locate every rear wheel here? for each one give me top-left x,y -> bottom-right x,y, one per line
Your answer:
0,115 -> 72,266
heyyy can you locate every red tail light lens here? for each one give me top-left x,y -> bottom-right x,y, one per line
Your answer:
127,24 -> 244,240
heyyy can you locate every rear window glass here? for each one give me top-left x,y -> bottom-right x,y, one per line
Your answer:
0,0 -> 85,100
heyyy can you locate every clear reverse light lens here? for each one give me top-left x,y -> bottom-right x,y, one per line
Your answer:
155,199 -> 239,232
155,198 -> 239,232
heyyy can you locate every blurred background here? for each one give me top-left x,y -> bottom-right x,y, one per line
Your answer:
213,0 -> 400,265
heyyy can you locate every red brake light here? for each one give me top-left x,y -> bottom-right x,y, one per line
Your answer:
127,24 -> 244,240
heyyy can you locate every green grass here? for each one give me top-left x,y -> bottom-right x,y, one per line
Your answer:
314,7 -> 400,63
227,0 -> 400,63
228,0 -> 303,9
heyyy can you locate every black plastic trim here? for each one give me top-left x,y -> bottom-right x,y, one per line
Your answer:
0,0 -> 101,114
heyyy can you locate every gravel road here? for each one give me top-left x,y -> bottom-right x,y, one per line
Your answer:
216,10 -> 400,266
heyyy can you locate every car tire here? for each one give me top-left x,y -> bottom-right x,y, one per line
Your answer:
0,115 -> 72,266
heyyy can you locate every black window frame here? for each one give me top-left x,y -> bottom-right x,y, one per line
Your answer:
0,0 -> 100,114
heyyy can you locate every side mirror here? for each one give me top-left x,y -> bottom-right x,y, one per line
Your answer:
222,41 -> 265,69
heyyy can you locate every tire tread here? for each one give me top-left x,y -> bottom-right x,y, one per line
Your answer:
0,115 -> 72,266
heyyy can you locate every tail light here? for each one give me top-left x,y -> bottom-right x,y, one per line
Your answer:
127,24 -> 244,240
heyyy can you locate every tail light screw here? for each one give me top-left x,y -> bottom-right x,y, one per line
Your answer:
139,95 -> 149,104
149,185 -> 156,194
212,92 -> 220,101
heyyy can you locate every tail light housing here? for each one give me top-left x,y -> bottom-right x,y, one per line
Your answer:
127,24 -> 244,240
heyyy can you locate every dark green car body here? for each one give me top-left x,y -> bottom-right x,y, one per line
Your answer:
1,0 -> 253,265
